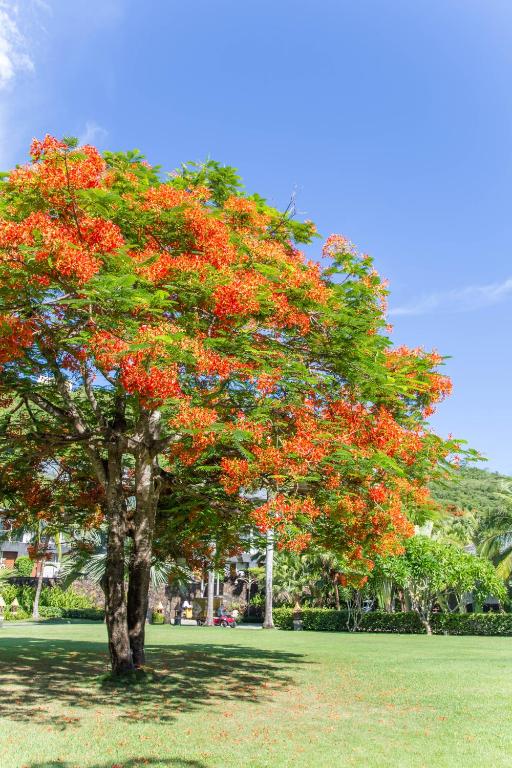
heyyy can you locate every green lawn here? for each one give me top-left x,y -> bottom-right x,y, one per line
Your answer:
1,622 -> 511,768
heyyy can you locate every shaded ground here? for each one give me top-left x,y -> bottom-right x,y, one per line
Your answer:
0,632 -> 302,727
1,622 -> 512,767
21,762 -> 206,768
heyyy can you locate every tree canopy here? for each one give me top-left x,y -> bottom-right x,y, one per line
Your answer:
0,135 -> 459,671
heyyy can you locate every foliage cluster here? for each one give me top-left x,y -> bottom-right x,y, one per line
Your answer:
13,556 -> 33,576
0,583 -> 94,614
371,536 -> 505,629
3,608 -> 30,621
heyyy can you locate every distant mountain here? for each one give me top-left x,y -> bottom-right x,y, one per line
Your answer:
430,467 -> 512,519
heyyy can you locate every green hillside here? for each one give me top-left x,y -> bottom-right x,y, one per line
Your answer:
430,467 -> 512,517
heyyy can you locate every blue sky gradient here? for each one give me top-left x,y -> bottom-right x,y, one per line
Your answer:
1,0 -> 511,471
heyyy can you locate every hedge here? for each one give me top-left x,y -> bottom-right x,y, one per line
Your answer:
272,608 -> 294,630
38,606 -> 64,619
61,608 -> 105,621
361,611 -> 425,634
273,607 -> 351,631
431,612 -> 512,636
273,608 -> 512,636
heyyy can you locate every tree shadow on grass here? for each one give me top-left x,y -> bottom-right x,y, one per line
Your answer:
0,630 -> 306,729
23,760 -> 206,768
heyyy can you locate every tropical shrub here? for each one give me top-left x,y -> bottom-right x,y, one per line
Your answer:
3,608 -> 30,621
273,607 -> 351,631
302,608 -> 350,631
0,583 -> 95,614
151,611 -> 165,625
14,556 -> 34,576
40,586 -> 93,610
370,537 -> 506,632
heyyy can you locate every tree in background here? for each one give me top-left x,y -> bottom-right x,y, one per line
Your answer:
370,536 -> 505,633
0,136 -> 458,672
0,447 -> 74,619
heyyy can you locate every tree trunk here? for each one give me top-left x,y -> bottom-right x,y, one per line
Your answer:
206,559 -> 215,626
32,556 -> 44,621
334,579 -> 341,611
127,415 -> 161,667
104,446 -> 134,675
421,618 -> 432,635
263,528 -> 274,629
127,535 -> 152,668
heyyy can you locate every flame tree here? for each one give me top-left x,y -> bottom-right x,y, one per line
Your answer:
0,136 -> 459,673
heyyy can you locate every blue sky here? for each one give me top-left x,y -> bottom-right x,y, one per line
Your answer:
1,0 -> 511,472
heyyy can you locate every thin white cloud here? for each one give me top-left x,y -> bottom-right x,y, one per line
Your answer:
0,1 -> 34,90
78,120 -> 108,147
389,277 -> 512,317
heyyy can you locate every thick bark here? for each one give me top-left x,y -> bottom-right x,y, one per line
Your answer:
127,459 -> 156,667
104,445 -> 133,675
262,528 -> 274,629
127,412 -> 161,667
127,542 -> 152,667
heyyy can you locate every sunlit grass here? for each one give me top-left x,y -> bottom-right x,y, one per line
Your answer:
1,621 -> 511,767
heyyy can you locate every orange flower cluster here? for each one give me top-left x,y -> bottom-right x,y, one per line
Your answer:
169,404 -> 218,465
89,326 -> 181,405
137,186 -> 329,335
223,195 -> 270,232
252,495 -> 321,529
212,271 -> 265,318
0,316 -> 33,366
214,397 -> 445,559
11,136 -> 106,191
120,357 -> 181,404
0,210 -> 124,284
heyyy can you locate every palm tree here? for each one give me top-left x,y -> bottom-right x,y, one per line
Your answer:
60,529 -> 192,593
308,550 -> 346,609
478,502 -> 512,582
272,552 -> 311,608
